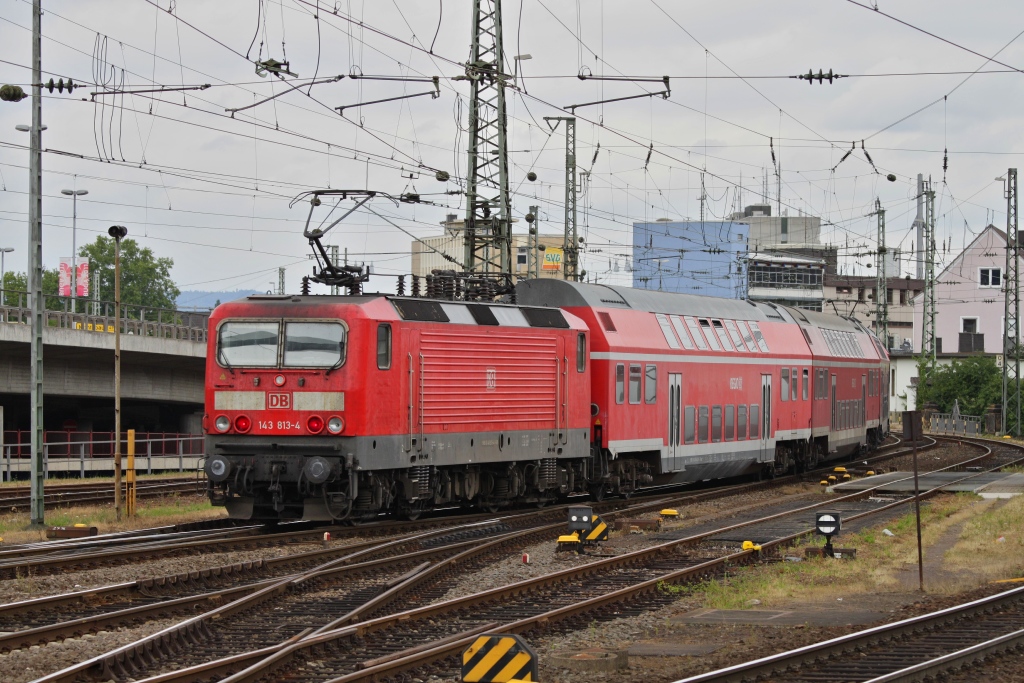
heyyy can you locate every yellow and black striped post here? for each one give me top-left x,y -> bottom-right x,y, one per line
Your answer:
581,514 -> 608,544
462,633 -> 538,683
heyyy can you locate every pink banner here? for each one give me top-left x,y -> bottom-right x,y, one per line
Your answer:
59,258 -> 90,297
76,261 -> 89,297
58,258 -> 72,296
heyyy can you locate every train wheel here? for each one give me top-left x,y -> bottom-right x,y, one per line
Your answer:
588,485 -> 606,502
399,502 -> 427,521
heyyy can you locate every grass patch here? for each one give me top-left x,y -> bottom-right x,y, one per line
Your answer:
943,494 -> 1024,581
680,493 -> 1003,609
0,494 -> 226,545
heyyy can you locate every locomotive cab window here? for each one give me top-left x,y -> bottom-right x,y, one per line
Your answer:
645,364 -> 657,404
629,364 -> 642,404
218,321 -> 279,367
283,322 -> 346,367
577,333 -> 587,372
377,323 -> 392,370
615,364 -> 625,404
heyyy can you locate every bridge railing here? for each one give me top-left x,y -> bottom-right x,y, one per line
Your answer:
2,431 -> 205,458
1,432 -> 205,480
0,288 -> 209,343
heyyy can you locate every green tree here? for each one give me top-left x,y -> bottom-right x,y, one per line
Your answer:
78,236 -> 180,310
2,268 -> 62,309
916,356 -> 1002,415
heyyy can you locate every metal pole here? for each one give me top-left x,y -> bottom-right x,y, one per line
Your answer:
911,437 -> 924,592
528,205 -> 539,279
126,429 -> 136,517
109,225 -> 127,520
28,0 -> 45,526
71,191 -> 76,314
1003,169 -> 1020,436
874,199 -> 889,349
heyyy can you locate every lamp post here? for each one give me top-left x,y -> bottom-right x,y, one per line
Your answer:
108,225 -> 127,521
60,188 -> 88,313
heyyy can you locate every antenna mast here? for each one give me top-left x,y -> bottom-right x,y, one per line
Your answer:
461,0 -> 512,278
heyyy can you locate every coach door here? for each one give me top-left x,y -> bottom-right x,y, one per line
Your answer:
760,374 -> 772,461
862,375 -> 867,428
668,373 -> 682,471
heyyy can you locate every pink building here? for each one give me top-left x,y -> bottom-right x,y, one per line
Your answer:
912,224 -> 1014,356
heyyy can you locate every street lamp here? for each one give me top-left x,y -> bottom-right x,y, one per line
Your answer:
60,188 -> 88,313
108,224 -> 128,521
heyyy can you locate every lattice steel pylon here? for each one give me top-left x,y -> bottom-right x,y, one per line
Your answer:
920,182 -> 937,370
461,0 -> 511,277
873,199 -> 889,350
1003,168 -> 1020,436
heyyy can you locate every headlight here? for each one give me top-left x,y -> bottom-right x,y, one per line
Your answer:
215,415 -> 230,433
327,416 -> 344,434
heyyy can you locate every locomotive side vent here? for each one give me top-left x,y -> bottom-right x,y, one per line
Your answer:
540,458 -> 559,488
410,465 -> 432,498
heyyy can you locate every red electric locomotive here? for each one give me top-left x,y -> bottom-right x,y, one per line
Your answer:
204,294 -> 593,520
203,278 -> 888,520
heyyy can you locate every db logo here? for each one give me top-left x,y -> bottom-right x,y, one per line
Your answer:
268,392 -> 291,409
485,368 -> 497,391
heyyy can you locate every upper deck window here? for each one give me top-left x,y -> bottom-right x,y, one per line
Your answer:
699,319 -> 722,351
283,322 -> 346,367
218,321 -> 279,367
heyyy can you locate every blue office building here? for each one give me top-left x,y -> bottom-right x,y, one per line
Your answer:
632,219 -> 749,298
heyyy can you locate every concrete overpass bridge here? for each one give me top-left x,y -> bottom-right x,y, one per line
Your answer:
0,289 -> 208,435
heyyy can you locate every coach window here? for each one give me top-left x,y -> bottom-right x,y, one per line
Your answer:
698,406 -> 709,442
685,317 -> 710,350
802,368 -> 809,401
700,319 -> 723,351
615,364 -> 625,404
781,368 -> 790,402
684,406 -> 696,444
577,333 -> 587,372
712,406 -> 722,442
749,404 -> 760,439
376,324 -> 392,370
725,405 -> 735,441
283,322 -> 346,367
791,368 -> 799,401
629,364 -> 642,404
645,365 -> 657,404
737,405 -> 748,440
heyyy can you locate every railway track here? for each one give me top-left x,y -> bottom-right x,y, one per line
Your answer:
25,435 -> 1012,683
677,585 -> 1024,683
0,477 -> 203,512
0,434 -> 908,580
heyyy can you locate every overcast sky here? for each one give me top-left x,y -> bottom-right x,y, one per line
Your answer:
1,0 -> 1022,303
